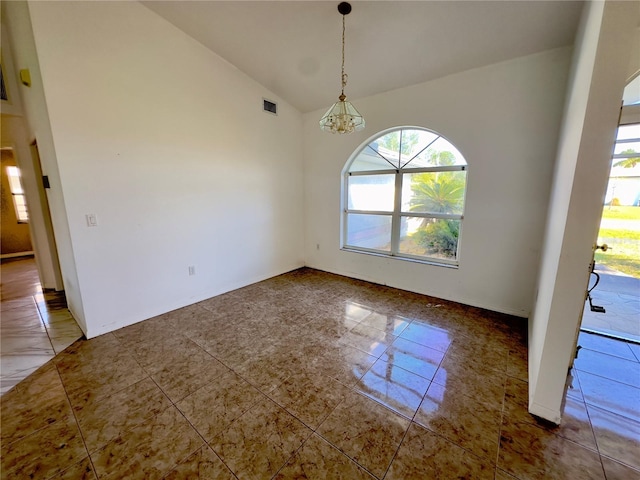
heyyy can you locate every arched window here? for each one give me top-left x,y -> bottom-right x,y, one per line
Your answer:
342,127 -> 467,266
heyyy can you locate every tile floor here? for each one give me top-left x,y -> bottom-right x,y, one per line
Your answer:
1,257 -> 84,395
1,264 -> 639,479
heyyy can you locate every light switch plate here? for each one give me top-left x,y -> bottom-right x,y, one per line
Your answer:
86,214 -> 98,227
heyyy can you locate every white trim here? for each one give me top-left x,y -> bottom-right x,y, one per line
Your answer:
620,104 -> 640,125
1,251 -> 34,259
346,209 -> 393,216
400,212 -> 464,220
305,262 -> 528,317
390,169 -> 403,252
613,152 -> 640,159
528,401 -> 561,425
348,165 -> 466,176
341,246 -> 459,268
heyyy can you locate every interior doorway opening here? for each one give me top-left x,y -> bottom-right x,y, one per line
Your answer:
0,147 -> 34,260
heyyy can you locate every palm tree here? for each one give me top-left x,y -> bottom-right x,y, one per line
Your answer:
409,150 -> 465,216
408,149 -> 465,257
613,149 -> 639,168
410,171 -> 465,215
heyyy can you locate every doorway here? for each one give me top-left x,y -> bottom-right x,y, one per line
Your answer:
580,121 -> 640,344
1,148 -> 34,260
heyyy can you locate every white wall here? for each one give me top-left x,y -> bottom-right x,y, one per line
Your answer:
3,3 -> 78,311
303,48 -> 572,317
23,1 -> 304,337
528,0 -> 638,423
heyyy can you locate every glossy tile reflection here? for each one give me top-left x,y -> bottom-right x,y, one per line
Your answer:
574,348 -> 640,387
587,404 -> 640,470
2,267 -> 639,479
356,358 -> 431,418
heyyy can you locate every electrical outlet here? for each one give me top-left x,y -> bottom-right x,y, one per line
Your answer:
188,266 -> 196,276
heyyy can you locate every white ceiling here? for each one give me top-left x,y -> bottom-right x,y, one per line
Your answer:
143,1 -> 584,113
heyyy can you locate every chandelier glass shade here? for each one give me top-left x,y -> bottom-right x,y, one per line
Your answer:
319,93 -> 365,134
319,2 -> 365,134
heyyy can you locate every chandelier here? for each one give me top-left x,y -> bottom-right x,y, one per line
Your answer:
319,2 -> 365,134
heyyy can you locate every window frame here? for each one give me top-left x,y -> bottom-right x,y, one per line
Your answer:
341,127 -> 467,267
6,166 -> 29,223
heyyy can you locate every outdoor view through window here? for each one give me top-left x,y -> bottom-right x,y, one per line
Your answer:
343,128 -> 467,266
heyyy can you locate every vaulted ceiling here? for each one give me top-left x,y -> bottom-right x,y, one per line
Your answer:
143,1 -> 584,113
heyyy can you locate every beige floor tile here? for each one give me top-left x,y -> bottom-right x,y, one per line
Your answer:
274,434 -> 376,479
1,413 -> 87,480
150,349 -> 230,402
2,264 -> 637,479
269,371 -> 351,429
317,390 -> 410,478
498,416 -> 605,480
600,456 -> 640,480
74,376 -> 172,452
90,405 -> 203,480
234,354 -> 292,393
48,456 -> 97,480
506,351 -> 528,382
415,381 -> 501,462
59,352 -> 149,407
386,423 -> 494,479
315,344 -> 377,387
337,323 -> 397,358
163,445 -> 236,480
445,336 -> 509,373
503,376 -> 598,451
432,356 -> 506,411
209,395 -> 312,480
176,369 -> 265,442
495,468 -> 519,479
128,334 -> 207,373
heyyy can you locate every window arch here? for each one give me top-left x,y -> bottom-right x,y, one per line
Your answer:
342,127 -> 467,266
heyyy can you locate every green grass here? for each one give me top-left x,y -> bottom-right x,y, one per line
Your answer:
598,229 -> 640,241
596,206 -> 639,277
601,205 -> 640,221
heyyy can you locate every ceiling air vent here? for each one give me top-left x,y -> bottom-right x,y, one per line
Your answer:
263,99 -> 277,115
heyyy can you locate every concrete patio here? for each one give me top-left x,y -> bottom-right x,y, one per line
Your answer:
581,264 -> 640,344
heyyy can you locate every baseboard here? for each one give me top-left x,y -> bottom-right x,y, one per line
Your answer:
0,251 -> 34,259
303,263 -> 528,319
528,401 -> 561,425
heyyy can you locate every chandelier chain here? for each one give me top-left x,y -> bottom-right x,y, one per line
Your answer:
319,2 -> 364,134
341,14 -> 347,94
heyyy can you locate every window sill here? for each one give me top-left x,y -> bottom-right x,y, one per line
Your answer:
341,247 -> 459,269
